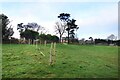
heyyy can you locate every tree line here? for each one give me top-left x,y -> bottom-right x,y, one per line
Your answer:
1,13 -> 79,44
0,14 -> 59,44
94,39 -> 120,46
1,13 -> 119,46
79,36 -> 120,46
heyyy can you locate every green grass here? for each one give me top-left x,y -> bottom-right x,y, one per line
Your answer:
2,44 -> 118,78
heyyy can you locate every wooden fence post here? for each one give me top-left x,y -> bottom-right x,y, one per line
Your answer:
53,42 -> 56,64
29,39 -> 30,45
49,42 -> 53,65
49,42 -> 56,65
36,40 -> 38,48
44,40 -> 46,47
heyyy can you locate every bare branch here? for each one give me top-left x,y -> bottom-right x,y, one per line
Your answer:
54,21 -> 67,42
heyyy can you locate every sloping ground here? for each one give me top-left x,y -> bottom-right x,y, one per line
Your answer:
2,44 -> 118,78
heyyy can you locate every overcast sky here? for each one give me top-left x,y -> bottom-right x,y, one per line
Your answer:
1,0 -> 119,40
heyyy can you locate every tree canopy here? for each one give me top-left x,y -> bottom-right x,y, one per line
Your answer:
17,22 -> 40,43
20,29 -> 39,40
58,13 -> 70,22
107,34 -> 116,40
39,34 -> 59,43
0,14 -> 14,39
58,13 -> 79,44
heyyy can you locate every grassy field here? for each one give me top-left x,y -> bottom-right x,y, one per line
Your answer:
2,44 -> 118,78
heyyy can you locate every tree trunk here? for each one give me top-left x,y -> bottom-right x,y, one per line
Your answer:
32,39 -> 34,44
68,30 -> 70,44
60,35 -> 62,43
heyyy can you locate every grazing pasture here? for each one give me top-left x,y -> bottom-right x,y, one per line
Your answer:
2,44 -> 118,78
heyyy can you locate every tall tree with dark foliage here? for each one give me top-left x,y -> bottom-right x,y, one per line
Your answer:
0,14 -> 14,39
17,22 -> 40,43
58,13 -> 79,44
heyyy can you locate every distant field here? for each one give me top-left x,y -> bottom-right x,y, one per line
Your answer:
2,44 -> 118,78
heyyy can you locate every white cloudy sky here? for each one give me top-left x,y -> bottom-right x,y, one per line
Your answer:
0,0 -> 119,40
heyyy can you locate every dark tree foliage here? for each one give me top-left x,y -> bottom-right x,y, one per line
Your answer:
0,14 -> 14,39
94,39 -> 108,45
52,35 -> 59,42
39,34 -> 59,43
67,19 -> 79,42
20,29 -> 39,40
94,39 -> 120,46
58,13 -> 79,44
58,13 -> 70,22
17,22 -> 40,43
17,22 -> 40,33
39,34 -> 46,41
26,23 -> 40,31
17,23 -> 24,33
71,38 -> 79,44
2,37 -> 19,44
115,40 -> 120,46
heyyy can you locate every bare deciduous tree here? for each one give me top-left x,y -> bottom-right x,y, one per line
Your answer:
55,21 -> 66,43
107,34 -> 116,40
39,26 -> 48,34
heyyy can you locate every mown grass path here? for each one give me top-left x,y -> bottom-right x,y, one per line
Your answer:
2,44 -> 118,78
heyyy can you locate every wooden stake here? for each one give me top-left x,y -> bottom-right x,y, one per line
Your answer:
49,42 -> 53,65
53,42 -> 56,64
36,40 -> 38,48
44,40 -> 46,47
40,51 -> 45,56
29,39 -> 30,44
49,42 -> 57,65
